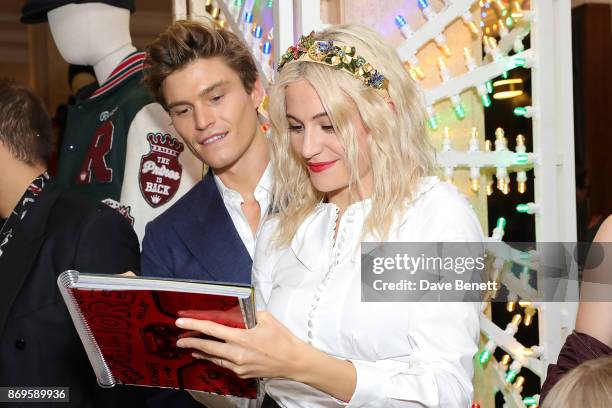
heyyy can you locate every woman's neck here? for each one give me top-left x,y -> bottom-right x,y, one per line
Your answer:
325,170 -> 374,213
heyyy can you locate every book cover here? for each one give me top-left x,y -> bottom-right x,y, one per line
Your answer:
58,271 -> 258,399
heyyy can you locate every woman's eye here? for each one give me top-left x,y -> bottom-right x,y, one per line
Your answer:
288,124 -> 303,133
321,125 -> 335,133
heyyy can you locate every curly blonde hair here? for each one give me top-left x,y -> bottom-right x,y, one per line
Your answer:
268,24 -> 434,246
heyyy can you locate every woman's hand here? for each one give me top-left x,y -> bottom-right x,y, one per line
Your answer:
175,311 -> 308,380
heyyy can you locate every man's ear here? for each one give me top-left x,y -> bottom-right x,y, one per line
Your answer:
250,76 -> 265,109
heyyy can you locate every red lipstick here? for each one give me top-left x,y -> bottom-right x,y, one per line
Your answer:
307,160 -> 338,173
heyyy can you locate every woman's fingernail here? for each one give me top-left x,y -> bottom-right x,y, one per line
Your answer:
176,339 -> 185,348
176,318 -> 185,327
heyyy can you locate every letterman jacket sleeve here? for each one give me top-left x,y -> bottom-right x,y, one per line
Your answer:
119,102 -> 202,244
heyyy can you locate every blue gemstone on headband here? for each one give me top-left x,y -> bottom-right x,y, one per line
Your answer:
317,40 -> 334,52
369,71 -> 385,87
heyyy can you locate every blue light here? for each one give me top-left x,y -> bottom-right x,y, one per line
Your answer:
254,25 -> 263,39
244,11 -> 253,24
395,15 -> 407,28
263,41 -> 272,55
417,0 -> 429,10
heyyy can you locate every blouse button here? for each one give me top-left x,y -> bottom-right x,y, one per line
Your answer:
307,320 -> 313,328
308,330 -> 313,339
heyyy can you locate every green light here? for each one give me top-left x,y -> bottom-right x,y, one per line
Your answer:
516,203 -> 529,213
454,104 -> 465,120
505,369 -> 518,383
267,0 -> 273,7
496,217 -> 506,230
513,57 -> 526,68
501,71 -> 508,79
479,350 -> 491,364
481,94 -> 491,108
523,396 -> 537,406
505,16 -> 514,27
486,80 -> 493,94
514,106 -> 528,117
514,153 -> 529,165
427,116 -> 438,130
234,0 -> 243,6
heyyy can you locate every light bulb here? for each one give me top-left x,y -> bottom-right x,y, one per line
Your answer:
462,12 -> 480,35
524,306 -> 536,326
517,171 -> 527,193
426,106 -> 438,130
418,0 -> 436,20
395,15 -> 413,39
514,106 -> 534,118
471,178 -> 480,192
514,376 -> 525,390
442,127 -> 452,151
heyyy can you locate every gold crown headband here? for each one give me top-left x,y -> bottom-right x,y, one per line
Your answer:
277,31 -> 389,93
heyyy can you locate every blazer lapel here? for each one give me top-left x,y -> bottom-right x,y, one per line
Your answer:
172,172 -> 253,284
0,182 -> 60,336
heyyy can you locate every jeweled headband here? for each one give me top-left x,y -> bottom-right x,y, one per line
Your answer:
277,31 -> 389,92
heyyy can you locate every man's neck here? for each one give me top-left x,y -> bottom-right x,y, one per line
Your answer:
0,163 -> 46,219
214,129 -> 270,201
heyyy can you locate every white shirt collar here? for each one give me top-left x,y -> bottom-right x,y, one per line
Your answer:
213,162 -> 273,202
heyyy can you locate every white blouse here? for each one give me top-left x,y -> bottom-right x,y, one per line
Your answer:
253,177 -> 483,408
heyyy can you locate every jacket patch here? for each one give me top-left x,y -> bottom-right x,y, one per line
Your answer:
139,133 -> 184,208
102,198 -> 135,226
76,120 -> 114,184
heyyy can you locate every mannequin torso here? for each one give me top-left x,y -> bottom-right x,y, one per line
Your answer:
47,3 -> 202,242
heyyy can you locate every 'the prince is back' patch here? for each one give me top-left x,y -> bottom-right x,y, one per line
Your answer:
139,133 -> 184,208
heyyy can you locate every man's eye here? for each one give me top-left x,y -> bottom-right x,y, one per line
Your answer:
171,107 -> 190,117
211,95 -> 224,102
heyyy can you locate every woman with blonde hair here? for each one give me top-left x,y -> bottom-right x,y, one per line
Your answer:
176,24 -> 483,407
542,356 -> 612,408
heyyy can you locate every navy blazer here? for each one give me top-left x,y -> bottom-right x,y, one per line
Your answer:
140,171 -> 253,284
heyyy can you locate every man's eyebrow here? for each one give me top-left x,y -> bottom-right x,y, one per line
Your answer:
166,80 -> 230,109
286,112 -> 329,122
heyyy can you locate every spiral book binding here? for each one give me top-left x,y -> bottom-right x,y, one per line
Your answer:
57,270 -> 115,388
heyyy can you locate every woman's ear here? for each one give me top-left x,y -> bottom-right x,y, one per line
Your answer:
385,97 -> 397,114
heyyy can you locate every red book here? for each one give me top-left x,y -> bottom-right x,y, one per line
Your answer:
57,271 -> 258,399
